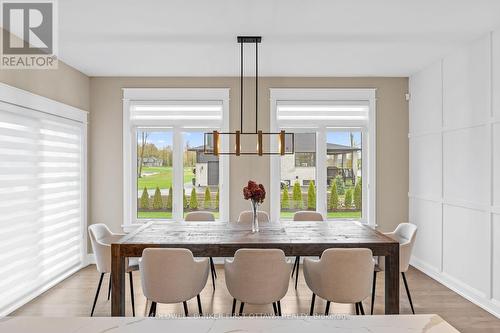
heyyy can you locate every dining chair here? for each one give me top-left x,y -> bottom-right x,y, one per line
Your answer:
88,223 -> 138,316
185,211 -> 217,291
371,222 -> 418,314
304,248 -> 374,315
140,248 -> 209,317
291,211 -> 324,289
237,210 -> 270,223
225,249 -> 291,316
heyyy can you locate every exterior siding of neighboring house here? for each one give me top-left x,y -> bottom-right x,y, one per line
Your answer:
189,146 -> 219,187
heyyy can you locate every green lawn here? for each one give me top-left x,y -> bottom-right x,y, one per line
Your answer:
137,211 -> 173,219
138,166 -> 194,190
280,210 -> 361,219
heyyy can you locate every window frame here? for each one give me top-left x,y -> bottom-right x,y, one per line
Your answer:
269,89 -> 376,226
123,89 -> 230,227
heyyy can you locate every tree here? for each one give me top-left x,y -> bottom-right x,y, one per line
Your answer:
152,187 -> 163,210
281,184 -> 290,209
183,189 -> 188,209
354,177 -> 362,210
215,187 -> 220,209
329,182 -> 339,211
166,186 -> 173,209
138,131 -> 149,178
307,181 -> 316,210
344,189 -> 353,208
292,181 -> 303,209
189,188 -> 198,210
335,175 -> 345,195
140,187 -> 149,209
204,187 -> 212,209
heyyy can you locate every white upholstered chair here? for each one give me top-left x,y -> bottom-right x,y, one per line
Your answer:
291,211 -> 324,289
184,211 -> 217,290
237,210 -> 270,224
88,223 -> 138,316
371,223 -> 418,314
140,248 -> 209,317
225,249 -> 292,316
304,248 -> 374,315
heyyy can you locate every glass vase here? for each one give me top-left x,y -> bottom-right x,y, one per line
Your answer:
251,200 -> 259,233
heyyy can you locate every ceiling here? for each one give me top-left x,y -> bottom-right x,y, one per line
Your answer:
58,0 -> 500,77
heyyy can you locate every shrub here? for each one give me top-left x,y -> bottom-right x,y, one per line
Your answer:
292,181 -> 303,209
307,181 -> 316,209
281,184 -> 290,209
140,187 -> 149,209
183,189 -> 188,209
335,175 -> 345,195
189,187 -> 198,209
152,187 -> 163,210
354,177 -> 362,210
215,187 -> 220,209
204,187 -> 212,209
329,182 -> 338,211
166,186 -> 173,209
344,189 -> 353,208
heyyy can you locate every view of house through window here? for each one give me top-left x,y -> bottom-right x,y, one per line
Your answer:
137,130 -> 173,219
326,131 -> 362,219
280,133 -> 317,218
183,132 -> 219,218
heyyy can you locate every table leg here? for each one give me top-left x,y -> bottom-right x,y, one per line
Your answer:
385,243 -> 400,314
111,244 -> 125,316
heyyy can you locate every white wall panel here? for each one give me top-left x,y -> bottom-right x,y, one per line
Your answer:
411,134 -> 441,198
443,126 -> 489,204
493,31 -> 500,120
411,198 -> 442,272
409,62 -> 442,134
493,214 -> 500,303
442,36 -> 491,129
443,205 -> 490,297
494,124 -> 500,207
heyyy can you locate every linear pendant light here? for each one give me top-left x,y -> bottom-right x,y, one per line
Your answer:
203,36 -> 294,156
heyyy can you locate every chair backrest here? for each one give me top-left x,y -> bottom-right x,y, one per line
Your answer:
224,249 -> 291,304
392,223 -> 418,272
140,248 -> 209,303
88,223 -> 113,273
304,248 -> 374,303
237,210 -> 270,224
185,211 -> 215,221
293,211 -> 324,221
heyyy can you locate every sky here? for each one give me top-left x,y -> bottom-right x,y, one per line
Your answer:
140,131 -> 361,148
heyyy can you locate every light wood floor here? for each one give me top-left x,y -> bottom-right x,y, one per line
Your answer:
12,265 -> 500,333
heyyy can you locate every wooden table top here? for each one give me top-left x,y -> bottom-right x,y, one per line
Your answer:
115,221 -> 397,257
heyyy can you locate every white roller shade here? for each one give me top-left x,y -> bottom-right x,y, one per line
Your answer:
130,101 -> 223,127
0,99 -> 86,316
276,101 -> 369,127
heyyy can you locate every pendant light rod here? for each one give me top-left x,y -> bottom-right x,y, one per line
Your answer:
240,40 -> 243,132
255,39 -> 258,134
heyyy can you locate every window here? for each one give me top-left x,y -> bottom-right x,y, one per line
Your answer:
270,89 -> 375,225
0,84 -> 87,316
123,89 -> 229,224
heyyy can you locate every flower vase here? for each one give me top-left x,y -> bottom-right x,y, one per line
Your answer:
251,200 -> 259,233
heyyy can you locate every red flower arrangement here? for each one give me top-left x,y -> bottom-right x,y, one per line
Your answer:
243,180 -> 266,204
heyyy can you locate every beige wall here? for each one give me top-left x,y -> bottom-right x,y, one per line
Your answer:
90,77 -> 408,233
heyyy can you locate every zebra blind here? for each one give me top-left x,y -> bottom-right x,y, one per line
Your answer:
0,100 -> 86,316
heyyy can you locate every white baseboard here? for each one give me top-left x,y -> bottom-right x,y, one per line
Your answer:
411,256 -> 500,319
87,253 -> 96,265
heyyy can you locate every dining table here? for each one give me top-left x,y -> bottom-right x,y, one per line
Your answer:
111,220 -> 400,316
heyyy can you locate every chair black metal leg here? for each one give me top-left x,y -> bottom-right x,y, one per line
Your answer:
309,293 -> 316,315
91,273 -> 104,317
183,301 -> 189,316
128,272 -> 135,317
325,301 -> 330,315
197,294 -> 203,315
355,302 -> 359,315
371,271 -> 377,315
231,299 -> 237,316
291,256 -> 299,277
359,302 -> 365,315
148,301 -> 157,317
210,257 -> 217,278
272,302 -> 278,315
239,302 -> 245,316
402,272 -> 415,314
107,273 -> 112,300
277,301 -> 282,316
210,262 -> 216,291
295,257 -> 300,289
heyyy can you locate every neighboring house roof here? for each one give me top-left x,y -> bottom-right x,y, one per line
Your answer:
326,143 -> 361,154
